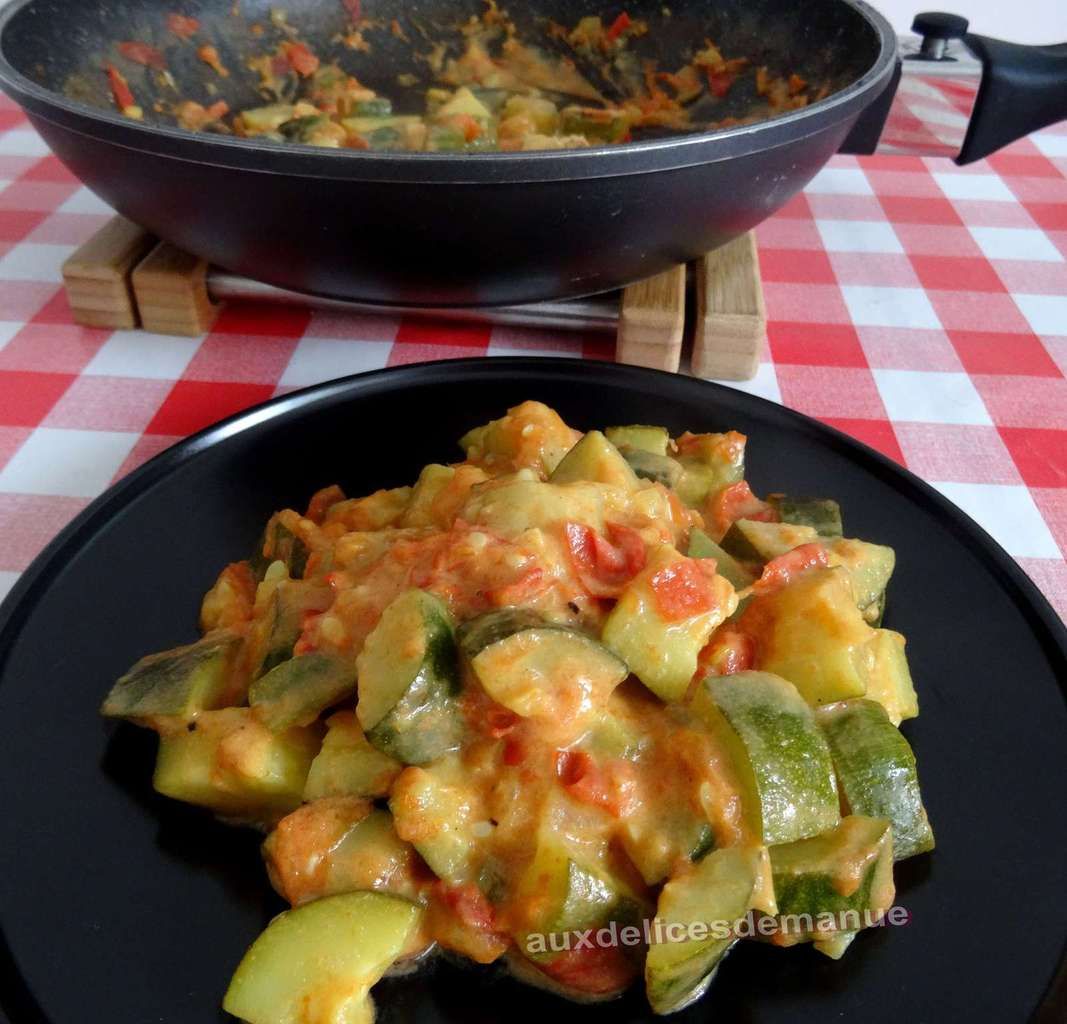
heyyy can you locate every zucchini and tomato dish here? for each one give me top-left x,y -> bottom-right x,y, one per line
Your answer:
104,4 -> 825,151
102,401 -> 933,1021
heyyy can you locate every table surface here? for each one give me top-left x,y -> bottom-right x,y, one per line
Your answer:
0,90 -> 1065,622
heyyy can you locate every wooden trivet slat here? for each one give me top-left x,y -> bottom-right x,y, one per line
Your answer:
692,232 -> 767,381
60,215 -> 765,381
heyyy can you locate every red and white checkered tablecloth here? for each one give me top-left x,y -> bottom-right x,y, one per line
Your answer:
0,88 -> 1065,619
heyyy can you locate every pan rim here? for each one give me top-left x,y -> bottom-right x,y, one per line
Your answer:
0,0 -> 899,184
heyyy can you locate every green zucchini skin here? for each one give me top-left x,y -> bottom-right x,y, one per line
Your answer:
720,519 -> 820,564
768,495 -> 843,538
686,527 -> 756,591
457,608 -> 546,659
604,424 -> 670,456
623,449 -> 684,488
357,590 -> 463,766
512,829 -> 642,965
645,846 -> 764,1014
101,630 -> 240,720
691,672 -> 840,845
251,579 -> 333,679
250,653 -> 359,731
817,699 -> 934,860
251,519 -> 309,581
768,815 -> 895,952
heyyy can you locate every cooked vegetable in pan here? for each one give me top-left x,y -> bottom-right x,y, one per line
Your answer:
100,3 -> 828,151
102,401 -> 933,1020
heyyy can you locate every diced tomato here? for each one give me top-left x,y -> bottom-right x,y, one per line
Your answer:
556,751 -> 636,817
540,944 -> 636,995
753,542 -> 829,595
105,65 -> 136,113
435,881 -> 497,932
118,41 -> 166,70
707,69 -> 736,98
342,0 -> 362,20
166,13 -> 200,40
698,626 -> 755,678
503,737 -> 526,766
487,567 -> 547,607
450,113 -> 482,142
606,12 -> 631,42
708,480 -> 778,538
649,557 -> 715,622
485,707 -> 519,739
283,41 -> 320,78
564,521 -> 646,598
197,44 -> 228,77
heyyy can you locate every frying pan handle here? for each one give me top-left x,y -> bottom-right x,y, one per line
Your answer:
958,33 -> 1067,163
843,13 -> 1067,163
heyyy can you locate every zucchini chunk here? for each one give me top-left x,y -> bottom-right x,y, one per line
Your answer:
862,629 -> 919,725
622,449 -> 684,488
511,828 -> 643,966
686,527 -> 757,591
720,519 -> 819,564
304,711 -> 402,800
549,430 -> 640,490
645,846 -> 766,1015
390,758 -> 480,884
602,546 -> 736,702
738,567 -> 873,707
767,815 -> 895,955
458,400 -> 578,476
621,807 -> 714,887
818,699 -> 933,859
604,424 -> 670,455
400,463 -> 455,528
250,653 -> 359,730
460,610 -> 628,729
223,891 -> 421,1024
251,517 -> 309,581
768,495 -> 843,538
690,672 -> 840,845
265,800 -> 421,905
826,538 -> 896,622
356,589 -> 463,766
152,708 -> 319,822
460,477 -> 607,537
672,432 -> 746,509
101,630 -> 242,720
249,578 -> 333,679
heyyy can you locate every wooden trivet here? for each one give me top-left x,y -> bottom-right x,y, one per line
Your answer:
61,216 -> 766,380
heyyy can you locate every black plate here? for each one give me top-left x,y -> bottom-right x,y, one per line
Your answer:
0,358 -> 1064,1024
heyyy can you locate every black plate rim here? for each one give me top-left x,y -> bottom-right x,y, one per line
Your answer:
0,356 -> 1064,1023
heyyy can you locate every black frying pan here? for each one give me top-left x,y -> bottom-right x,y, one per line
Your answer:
0,0 -> 898,305
0,1 -> 1059,307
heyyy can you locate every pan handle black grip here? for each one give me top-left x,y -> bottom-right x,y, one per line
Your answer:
959,33 -> 1067,164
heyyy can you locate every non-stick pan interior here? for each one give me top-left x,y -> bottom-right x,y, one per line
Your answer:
1,0 -> 881,140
